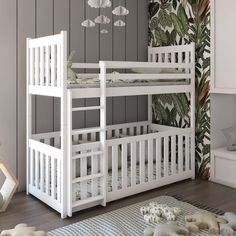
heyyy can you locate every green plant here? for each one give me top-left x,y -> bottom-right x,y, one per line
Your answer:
149,0 -> 211,179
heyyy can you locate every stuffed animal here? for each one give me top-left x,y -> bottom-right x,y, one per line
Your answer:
185,212 -> 227,234
67,50 -> 77,83
0,223 -> 46,236
140,202 -> 181,223
219,212 -> 236,235
144,221 -> 189,236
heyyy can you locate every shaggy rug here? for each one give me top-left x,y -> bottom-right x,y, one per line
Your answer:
48,195 -> 225,236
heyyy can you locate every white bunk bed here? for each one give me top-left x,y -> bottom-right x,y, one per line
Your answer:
26,31 -> 195,218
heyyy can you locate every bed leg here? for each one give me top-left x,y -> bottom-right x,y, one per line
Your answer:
101,200 -> 106,207
61,212 -> 67,219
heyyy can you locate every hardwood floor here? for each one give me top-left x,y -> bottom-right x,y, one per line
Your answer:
1,180 -> 236,232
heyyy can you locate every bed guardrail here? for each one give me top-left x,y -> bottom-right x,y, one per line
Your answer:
27,31 -> 67,97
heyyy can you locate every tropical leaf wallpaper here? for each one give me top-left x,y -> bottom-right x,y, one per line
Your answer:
149,0 -> 210,179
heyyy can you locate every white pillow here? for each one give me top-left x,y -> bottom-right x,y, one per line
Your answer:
131,68 -> 180,74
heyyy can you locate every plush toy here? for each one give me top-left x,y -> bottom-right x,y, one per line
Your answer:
185,212 -> 227,234
67,50 -> 77,83
219,212 -> 236,235
140,202 -> 181,223
0,223 -> 46,236
144,222 -> 189,236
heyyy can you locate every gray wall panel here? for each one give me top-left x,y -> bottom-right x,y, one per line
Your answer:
53,0 -> 70,131
113,0 -> 126,124
17,0 -> 35,191
71,0 -> 86,129
0,0 -> 17,181
36,0 -> 54,133
126,0 -> 138,123
137,0 -> 148,121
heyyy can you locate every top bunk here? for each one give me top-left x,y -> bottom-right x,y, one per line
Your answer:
27,31 -> 195,98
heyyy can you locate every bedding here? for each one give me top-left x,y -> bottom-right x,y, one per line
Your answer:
67,68 -> 189,88
73,161 -> 179,201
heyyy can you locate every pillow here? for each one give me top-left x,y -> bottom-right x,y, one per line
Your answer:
131,68 -> 180,74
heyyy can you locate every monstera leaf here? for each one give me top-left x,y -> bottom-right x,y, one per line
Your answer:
150,17 -> 159,31
177,4 -> 189,33
159,9 -> 172,28
170,13 -> 186,37
149,2 -> 160,19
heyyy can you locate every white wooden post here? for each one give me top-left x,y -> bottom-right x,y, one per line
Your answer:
26,38 -> 32,195
60,31 -> 68,218
99,61 -> 107,207
67,90 -> 72,217
190,42 -> 195,178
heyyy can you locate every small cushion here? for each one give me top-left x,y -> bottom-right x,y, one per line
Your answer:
131,68 -> 180,74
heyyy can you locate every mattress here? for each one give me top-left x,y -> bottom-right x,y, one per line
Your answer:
73,161 -> 178,201
67,69 -> 189,88
67,80 -> 189,89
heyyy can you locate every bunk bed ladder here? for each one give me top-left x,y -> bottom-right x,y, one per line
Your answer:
67,61 -> 107,216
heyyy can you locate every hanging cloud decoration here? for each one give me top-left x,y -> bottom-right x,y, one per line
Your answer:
100,29 -> 109,34
81,19 -> 95,27
95,15 -> 110,24
88,0 -> 111,8
112,6 -> 129,16
114,20 -> 126,27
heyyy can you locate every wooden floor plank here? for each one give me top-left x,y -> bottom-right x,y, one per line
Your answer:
1,180 -> 236,231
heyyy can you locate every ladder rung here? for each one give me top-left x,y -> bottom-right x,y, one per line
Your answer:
72,151 -> 103,159
72,127 -> 104,135
72,173 -> 103,184
72,106 -> 103,112
72,195 -> 104,208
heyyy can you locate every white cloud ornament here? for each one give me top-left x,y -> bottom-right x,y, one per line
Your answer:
81,19 -> 96,28
114,20 -> 126,27
95,15 -> 110,24
88,0 -> 111,8
100,29 -> 109,34
112,6 -> 129,16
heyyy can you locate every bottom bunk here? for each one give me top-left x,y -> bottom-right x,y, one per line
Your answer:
27,121 -> 194,216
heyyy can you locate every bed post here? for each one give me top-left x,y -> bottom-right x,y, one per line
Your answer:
26,38 -> 31,195
190,42 -> 196,179
148,47 -> 153,129
99,61 -> 107,207
60,31 -> 68,218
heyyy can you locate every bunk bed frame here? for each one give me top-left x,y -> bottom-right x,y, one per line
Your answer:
26,31 -> 195,218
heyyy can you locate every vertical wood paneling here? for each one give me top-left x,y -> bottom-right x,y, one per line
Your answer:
17,0 -> 36,191
137,0 -> 148,122
100,3 -> 113,125
125,0 -> 138,123
0,0 -> 17,182
53,0 -> 70,131
112,0 -> 126,124
70,0 -> 86,129
36,0 -> 54,134
85,3 -> 100,127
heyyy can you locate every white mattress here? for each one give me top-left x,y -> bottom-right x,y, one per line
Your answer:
67,80 -> 189,89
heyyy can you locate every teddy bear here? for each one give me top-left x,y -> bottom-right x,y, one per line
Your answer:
140,202 -> 181,223
185,211 -> 227,234
67,50 -> 77,83
0,223 -> 46,236
219,212 -> 236,235
144,221 -> 189,236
